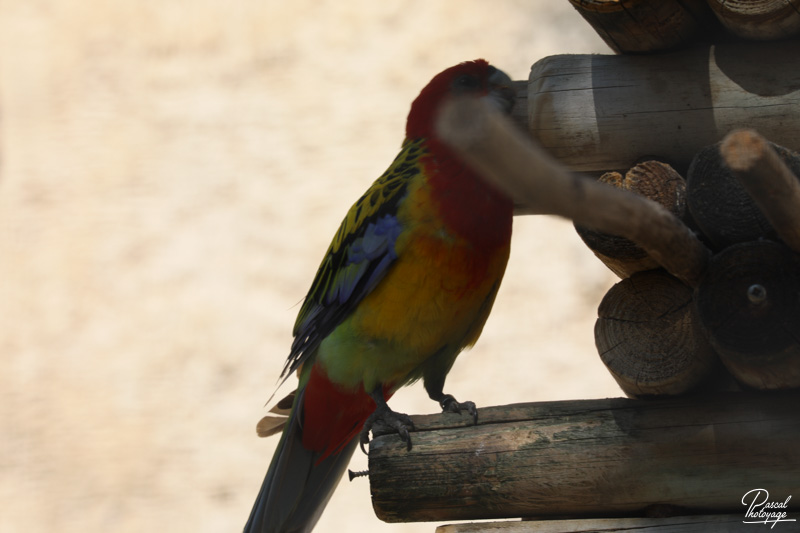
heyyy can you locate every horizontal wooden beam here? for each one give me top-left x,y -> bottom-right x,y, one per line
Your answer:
368,392 -> 800,523
528,41 -> 800,174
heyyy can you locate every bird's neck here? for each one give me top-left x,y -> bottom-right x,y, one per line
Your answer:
421,139 -> 513,249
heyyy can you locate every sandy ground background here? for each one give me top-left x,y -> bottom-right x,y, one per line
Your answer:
0,2 -> 621,532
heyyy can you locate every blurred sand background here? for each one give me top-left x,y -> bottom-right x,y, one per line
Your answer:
0,2 -> 620,532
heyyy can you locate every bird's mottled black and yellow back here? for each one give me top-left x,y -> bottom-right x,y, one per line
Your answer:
283,138 -> 429,380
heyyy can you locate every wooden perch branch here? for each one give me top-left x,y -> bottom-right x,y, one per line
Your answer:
368,392 -> 800,523
575,161 -> 687,279
720,128 -> 800,253
436,97 -> 710,287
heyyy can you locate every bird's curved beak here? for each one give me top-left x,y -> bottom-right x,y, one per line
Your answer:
486,67 -> 515,115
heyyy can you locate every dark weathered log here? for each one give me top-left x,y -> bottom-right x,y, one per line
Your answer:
694,240 -> 800,390
575,161 -> 687,278
528,41 -> 800,174
567,0 -> 714,54
687,139 -> 800,250
436,98 -> 710,287
595,269 -> 718,397
720,128 -> 800,253
436,514 -> 755,533
368,392 -> 800,522
707,0 -> 800,40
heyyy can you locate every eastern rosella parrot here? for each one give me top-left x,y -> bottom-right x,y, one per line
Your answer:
245,59 -> 515,533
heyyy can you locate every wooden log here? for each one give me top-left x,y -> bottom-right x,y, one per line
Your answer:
368,392 -> 800,522
707,0 -> 800,40
436,98 -> 710,287
575,161 -> 687,278
437,514 -> 754,533
528,41 -> 800,174
595,269 -> 718,397
687,139 -> 800,251
694,240 -> 800,390
567,0 -> 715,54
720,128 -> 800,253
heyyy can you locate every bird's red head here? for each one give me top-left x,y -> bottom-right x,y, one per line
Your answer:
403,60 -> 515,250
405,59 -> 515,140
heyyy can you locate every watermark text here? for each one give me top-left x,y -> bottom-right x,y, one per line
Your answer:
742,488 -> 795,529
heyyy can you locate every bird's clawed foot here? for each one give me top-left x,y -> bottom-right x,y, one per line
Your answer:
439,394 -> 478,425
359,403 -> 415,454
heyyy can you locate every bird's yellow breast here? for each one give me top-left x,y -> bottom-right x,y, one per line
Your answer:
316,176 -> 509,392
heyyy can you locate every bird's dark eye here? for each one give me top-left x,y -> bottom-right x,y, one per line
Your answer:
452,73 -> 481,92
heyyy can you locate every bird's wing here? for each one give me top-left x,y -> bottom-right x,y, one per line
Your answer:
280,138 -> 428,380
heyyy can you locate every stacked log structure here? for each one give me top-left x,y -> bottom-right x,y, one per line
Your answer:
441,96 -> 800,397
584,133 -> 800,396
525,2 -> 800,397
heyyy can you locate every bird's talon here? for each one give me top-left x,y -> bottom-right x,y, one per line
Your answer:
360,404 -> 415,452
440,395 -> 478,424
399,427 -> 412,451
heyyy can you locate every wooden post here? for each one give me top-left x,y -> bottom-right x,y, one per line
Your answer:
528,41 -> 800,174
368,392 -> 800,523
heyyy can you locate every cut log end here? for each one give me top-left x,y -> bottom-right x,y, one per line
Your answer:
687,137 -> 800,251
694,240 -> 800,390
596,270 -> 718,397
